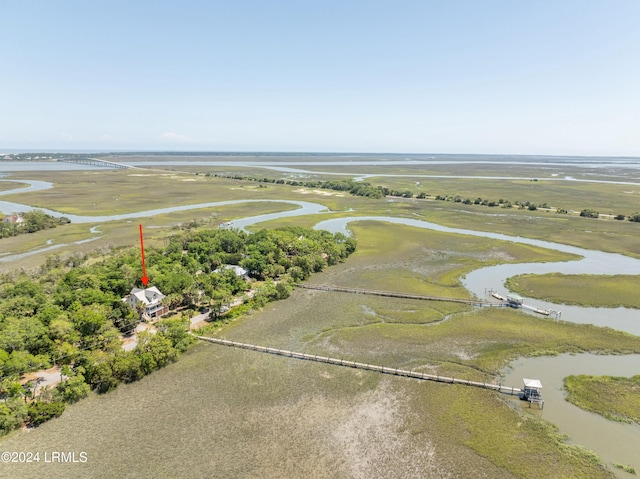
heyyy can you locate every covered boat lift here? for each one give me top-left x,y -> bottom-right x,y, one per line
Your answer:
522,378 -> 544,409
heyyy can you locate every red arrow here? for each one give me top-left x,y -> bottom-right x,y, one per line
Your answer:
139,224 -> 149,287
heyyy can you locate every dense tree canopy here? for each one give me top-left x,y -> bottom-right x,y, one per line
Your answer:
0,210 -> 70,238
0,225 -> 356,433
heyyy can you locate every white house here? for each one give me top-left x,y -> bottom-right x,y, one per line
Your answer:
214,264 -> 249,280
123,286 -> 168,319
2,215 -> 24,224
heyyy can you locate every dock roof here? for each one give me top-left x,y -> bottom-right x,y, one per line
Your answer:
523,378 -> 543,389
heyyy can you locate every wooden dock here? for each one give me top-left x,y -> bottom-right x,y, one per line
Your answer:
195,335 -> 523,396
297,283 -> 498,308
488,288 -> 559,318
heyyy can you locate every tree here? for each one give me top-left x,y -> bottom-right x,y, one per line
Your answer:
86,358 -> 118,393
70,305 -> 107,337
0,350 -> 50,376
580,209 -> 599,218
27,401 -> 66,426
51,341 -> 80,366
0,376 -> 24,399
135,332 -> 177,371
0,316 -> 50,354
55,373 -> 90,403
0,399 -> 28,433
109,300 -> 139,335
156,318 -> 194,351
209,287 -> 232,319
111,352 -> 143,383
217,229 -> 246,253
240,254 -> 268,280
275,279 -> 293,300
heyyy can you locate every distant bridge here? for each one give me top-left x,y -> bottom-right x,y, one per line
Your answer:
195,335 -> 524,396
57,158 -> 132,169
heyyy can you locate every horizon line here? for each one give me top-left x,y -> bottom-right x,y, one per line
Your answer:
2,149 -> 639,160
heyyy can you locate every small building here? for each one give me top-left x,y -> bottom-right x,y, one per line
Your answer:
522,378 -> 544,409
123,286 -> 168,320
2,215 -> 24,224
215,264 -> 250,280
507,293 -> 524,308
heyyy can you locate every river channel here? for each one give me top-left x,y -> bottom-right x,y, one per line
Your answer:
1,173 -> 639,475
504,354 -> 640,476
315,215 -> 640,476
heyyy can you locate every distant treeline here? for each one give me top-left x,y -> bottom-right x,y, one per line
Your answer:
0,211 -> 70,239
215,174 -> 640,222
211,174 -> 400,199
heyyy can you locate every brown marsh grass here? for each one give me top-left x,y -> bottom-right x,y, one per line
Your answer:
1,165 -> 639,477
1,222 -> 633,478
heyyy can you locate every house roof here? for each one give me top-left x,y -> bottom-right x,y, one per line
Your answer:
215,264 -> 248,277
523,378 -> 543,389
126,286 -> 165,305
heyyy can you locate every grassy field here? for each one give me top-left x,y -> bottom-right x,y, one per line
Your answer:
564,374 -> 640,424
4,170 -> 300,215
0,201 -> 299,273
4,168 -> 640,259
0,180 -> 31,193
2,162 -> 640,477
2,220 -> 636,478
174,156 -> 639,183
371,176 -> 640,214
116,156 -> 640,217
506,273 -> 640,308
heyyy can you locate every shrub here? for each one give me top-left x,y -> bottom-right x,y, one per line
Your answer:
27,401 -> 66,426
580,209 -> 599,219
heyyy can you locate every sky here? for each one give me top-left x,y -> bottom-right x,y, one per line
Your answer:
1,1 -> 639,156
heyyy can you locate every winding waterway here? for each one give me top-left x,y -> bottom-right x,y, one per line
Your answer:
6,180 -> 639,335
0,180 -> 327,225
314,215 -> 640,475
1,174 -> 639,475
314,216 -> 640,335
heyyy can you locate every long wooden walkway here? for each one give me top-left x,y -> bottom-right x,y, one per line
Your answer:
296,283 -> 498,307
58,158 -> 131,169
195,335 -> 523,396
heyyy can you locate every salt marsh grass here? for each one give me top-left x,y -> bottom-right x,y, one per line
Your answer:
506,273 -> 640,308
564,374 -> 640,424
2,164 -> 638,478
